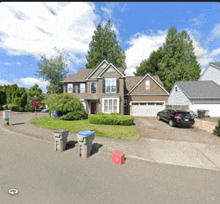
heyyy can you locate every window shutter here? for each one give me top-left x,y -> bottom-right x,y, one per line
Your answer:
103,79 -> 105,93
117,79 -> 119,93
78,83 -> 80,93
65,84 -> 67,93
73,84 -> 75,93
85,83 -> 87,93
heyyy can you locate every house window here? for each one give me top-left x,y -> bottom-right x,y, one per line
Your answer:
175,87 -> 178,92
145,80 -> 150,90
124,100 -> 127,106
105,78 -> 116,93
67,84 -> 73,93
80,83 -> 85,93
91,82 -> 96,93
102,98 -> 119,113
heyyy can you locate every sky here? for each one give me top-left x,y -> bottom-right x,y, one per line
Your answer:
0,2 -> 219,93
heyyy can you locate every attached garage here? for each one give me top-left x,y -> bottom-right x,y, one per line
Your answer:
131,101 -> 165,117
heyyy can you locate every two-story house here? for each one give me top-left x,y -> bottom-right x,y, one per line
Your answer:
62,60 -> 170,117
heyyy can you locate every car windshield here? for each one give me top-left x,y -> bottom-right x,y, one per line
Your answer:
176,112 -> 191,118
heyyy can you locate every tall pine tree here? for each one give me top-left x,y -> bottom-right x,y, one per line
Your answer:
158,26 -> 201,92
86,20 -> 126,69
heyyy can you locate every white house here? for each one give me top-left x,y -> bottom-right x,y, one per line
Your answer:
168,81 -> 220,117
199,62 -> 220,86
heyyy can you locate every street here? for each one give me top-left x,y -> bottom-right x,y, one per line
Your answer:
1,119 -> 220,204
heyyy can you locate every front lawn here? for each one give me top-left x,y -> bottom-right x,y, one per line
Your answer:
30,116 -> 139,140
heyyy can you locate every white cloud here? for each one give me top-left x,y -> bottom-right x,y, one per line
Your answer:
0,2 -> 99,66
17,77 -> 49,88
210,47 -> 220,57
205,23 -> 220,44
0,79 -> 13,85
101,3 -> 128,19
4,62 -> 10,66
124,30 -> 167,76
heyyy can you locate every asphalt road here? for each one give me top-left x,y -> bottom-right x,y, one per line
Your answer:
1,114 -> 220,203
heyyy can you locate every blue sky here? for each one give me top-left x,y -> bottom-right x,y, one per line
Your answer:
0,2 -> 219,93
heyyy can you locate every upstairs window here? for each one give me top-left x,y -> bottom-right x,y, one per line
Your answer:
105,78 -> 116,93
145,80 -> 150,90
79,83 -> 85,93
67,84 -> 73,93
91,82 -> 96,93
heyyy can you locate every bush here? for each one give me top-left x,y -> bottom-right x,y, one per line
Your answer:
88,114 -> 134,126
2,105 -> 8,110
7,104 -> 19,111
110,113 -> 121,115
47,93 -> 87,120
213,118 -> 220,136
95,112 -> 105,115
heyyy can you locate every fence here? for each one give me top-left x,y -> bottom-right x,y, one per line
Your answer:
166,105 -> 189,111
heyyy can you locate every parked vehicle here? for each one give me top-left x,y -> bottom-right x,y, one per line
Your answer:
157,109 -> 195,127
41,108 -> 49,113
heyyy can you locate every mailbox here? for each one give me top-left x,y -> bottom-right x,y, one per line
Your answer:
3,110 -> 11,120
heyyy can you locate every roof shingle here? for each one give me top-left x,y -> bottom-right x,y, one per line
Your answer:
176,81 -> 220,99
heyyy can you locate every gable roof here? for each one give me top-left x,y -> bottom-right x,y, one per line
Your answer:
124,76 -> 143,94
86,60 -> 109,80
127,73 -> 169,95
199,61 -> 220,79
97,63 -> 125,78
176,81 -> 220,99
62,69 -> 94,82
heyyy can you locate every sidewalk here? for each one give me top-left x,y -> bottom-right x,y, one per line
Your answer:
1,113 -> 220,171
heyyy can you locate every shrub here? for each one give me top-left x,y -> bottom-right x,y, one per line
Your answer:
88,114 -> 134,126
47,93 -> 87,120
2,105 -> 8,110
213,119 -> 220,136
95,112 -> 105,115
110,113 -> 121,115
7,104 -> 19,111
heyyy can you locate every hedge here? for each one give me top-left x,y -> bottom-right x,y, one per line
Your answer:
88,114 -> 134,126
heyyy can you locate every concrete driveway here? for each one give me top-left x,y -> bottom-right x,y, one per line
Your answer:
134,117 -> 220,145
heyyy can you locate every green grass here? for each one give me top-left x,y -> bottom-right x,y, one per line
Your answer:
30,116 -> 139,140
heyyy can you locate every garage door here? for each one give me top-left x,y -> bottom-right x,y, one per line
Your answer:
192,104 -> 220,117
131,102 -> 165,117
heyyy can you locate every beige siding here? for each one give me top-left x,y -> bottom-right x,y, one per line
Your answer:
132,76 -> 167,94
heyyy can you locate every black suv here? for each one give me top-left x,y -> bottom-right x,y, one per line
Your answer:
157,109 -> 195,127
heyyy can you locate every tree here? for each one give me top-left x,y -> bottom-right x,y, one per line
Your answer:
36,47 -> 69,94
134,47 -> 164,76
86,19 -> 126,69
25,84 -> 44,112
157,26 -> 201,92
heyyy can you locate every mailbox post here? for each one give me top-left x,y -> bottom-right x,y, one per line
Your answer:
3,110 -> 11,126
31,99 -> 40,118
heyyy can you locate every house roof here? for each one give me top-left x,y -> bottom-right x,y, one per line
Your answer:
63,67 -> 125,82
63,69 -> 94,82
210,62 -> 220,69
176,81 -> 220,99
124,75 -> 166,94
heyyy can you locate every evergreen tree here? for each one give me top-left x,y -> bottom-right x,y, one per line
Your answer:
86,20 -> 126,69
36,47 -> 69,94
158,26 -> 201,92
134,47 -> 164,76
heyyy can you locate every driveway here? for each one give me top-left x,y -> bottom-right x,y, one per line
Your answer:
134,117 -> 220,145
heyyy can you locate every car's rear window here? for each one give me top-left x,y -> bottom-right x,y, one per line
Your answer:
176,112 -> 191,117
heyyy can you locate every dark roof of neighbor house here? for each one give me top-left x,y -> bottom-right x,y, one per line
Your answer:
176,81 -> 220,99
210,62 -> 220,69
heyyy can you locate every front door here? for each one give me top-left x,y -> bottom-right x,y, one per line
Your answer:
91,102 -> 96,114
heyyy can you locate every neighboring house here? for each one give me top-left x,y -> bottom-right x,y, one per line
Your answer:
199,62 -> 220,86
62,60 -> 169,116
168,81 -> 220,117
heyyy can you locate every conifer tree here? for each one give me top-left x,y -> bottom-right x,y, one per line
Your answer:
86,20 -> 126,69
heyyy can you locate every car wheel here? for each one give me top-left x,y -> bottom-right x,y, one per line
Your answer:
169,120 -> 174,127
157,115 -> 161,120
